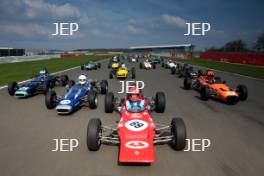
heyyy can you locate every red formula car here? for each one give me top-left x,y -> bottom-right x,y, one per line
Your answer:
86,86 -> 186,164
184,70 -> 248,104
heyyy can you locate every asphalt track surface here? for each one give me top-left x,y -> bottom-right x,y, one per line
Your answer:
0,59 -> 264,176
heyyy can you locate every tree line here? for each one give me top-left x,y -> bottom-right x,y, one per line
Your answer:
206,32 -> 264,53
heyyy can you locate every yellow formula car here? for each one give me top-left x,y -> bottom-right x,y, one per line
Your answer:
109,67 -> 136,79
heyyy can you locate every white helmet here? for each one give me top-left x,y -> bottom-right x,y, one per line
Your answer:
78,74 -> 87,85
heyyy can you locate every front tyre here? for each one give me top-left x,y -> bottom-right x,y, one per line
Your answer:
200,85 -> 210,101
236,85 -> 248,101
105,92 -> 114,113
8,82 -> 18,96
100,80 -> 108,94
170,118 -> 186,150
184,78 -> 192,90
88,91 -> 98,109
155,92 -> 166,113
45,90 -> 57,109
87,118 -> 102,151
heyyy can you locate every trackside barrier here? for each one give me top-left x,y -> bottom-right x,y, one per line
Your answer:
200,52 -> 264,66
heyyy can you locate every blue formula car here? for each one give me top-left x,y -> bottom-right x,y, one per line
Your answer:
8,68 -> 69,98
45,74 -> 108,115
81,61 -> 101,70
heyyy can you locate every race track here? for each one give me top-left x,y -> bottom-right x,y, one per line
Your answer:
0,59 -> 264,176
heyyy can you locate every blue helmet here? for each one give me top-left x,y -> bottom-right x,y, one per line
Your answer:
39,67 -> 48,75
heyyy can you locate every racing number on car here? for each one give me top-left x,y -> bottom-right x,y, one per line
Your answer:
129,121 -> 144,128
125,120 -> 148,131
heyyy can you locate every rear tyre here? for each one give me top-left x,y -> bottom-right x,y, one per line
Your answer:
60,75 -> 69,86
153,63 -> 156,69
200,86 -> 210,101
171,67 -> 176,75
8,82 -> 18,96
184,78 -> 192,90
236,85 -> 248,101
131,68 -> 136,79
105,92 -> 114,113
81,65 -> 84,70
140,62 -> 143,69
87,118 -> 102,151
109,71 -> 113,79
67,80 -> 75,88
43,82 -> 50,94
162,62 -> 165,67
170,118 -> 186,150
198,69 -> 203,77
45,90 -> 57,109
155,92 -> 166,113
100,80 -> 108,94
88,91 -> 98,109
98,63 -> 101,68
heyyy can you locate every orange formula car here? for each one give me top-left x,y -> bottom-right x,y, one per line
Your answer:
183,70 -> 248,104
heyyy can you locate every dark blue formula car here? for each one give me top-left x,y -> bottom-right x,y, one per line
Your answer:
45,77 -> 108,115
81,61 -> 101,70
8,68 -> 68,98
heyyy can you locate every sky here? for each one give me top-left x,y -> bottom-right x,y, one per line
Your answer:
0,0 -> 263,50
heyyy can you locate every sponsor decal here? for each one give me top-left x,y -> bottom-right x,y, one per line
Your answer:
125,120 -> 148,131
125,141 -> 149,149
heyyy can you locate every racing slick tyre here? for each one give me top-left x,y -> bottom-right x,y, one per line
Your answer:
67,80 -> 75,88
8,82 -> 18,96
171,67 -> 176,75
153,63 -> 156,69
105,92 -> 114,113
98,63 -> 101,68
109,71 -> 113,79
131,68 -> 136,79
45,90 -> 57,109
88,91 -> 98,109
43,82 -> 51,94
87,118 -> 102,151
200,85 -> 210,101
155,92 -> 166,113
60,75 -> 69,86
170,118 -> 186,150
81,65 -> 84,70
100,80 -> 108,94
236,85 -> 248,101
140,62 -> 143,69
184,78 -> 192,90
198,69 -> 204,77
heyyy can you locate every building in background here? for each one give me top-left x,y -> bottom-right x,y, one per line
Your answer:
130,44 -> 194,58
0,47 -> 25,57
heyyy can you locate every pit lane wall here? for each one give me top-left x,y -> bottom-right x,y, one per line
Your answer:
200,52 -> 264,66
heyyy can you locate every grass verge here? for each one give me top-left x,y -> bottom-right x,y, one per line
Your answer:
0,55 -> 112,86
175,58 -> 264,79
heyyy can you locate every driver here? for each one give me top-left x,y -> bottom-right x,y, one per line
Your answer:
125,86 -> 144,112
121,63 -> 127,69
206,70 -> 215,83
78,74 -> 87,85
39,67 -> 48,76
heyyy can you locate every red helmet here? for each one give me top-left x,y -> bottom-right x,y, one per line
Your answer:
207,71 -> 214,77
127,86 -> 140,101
